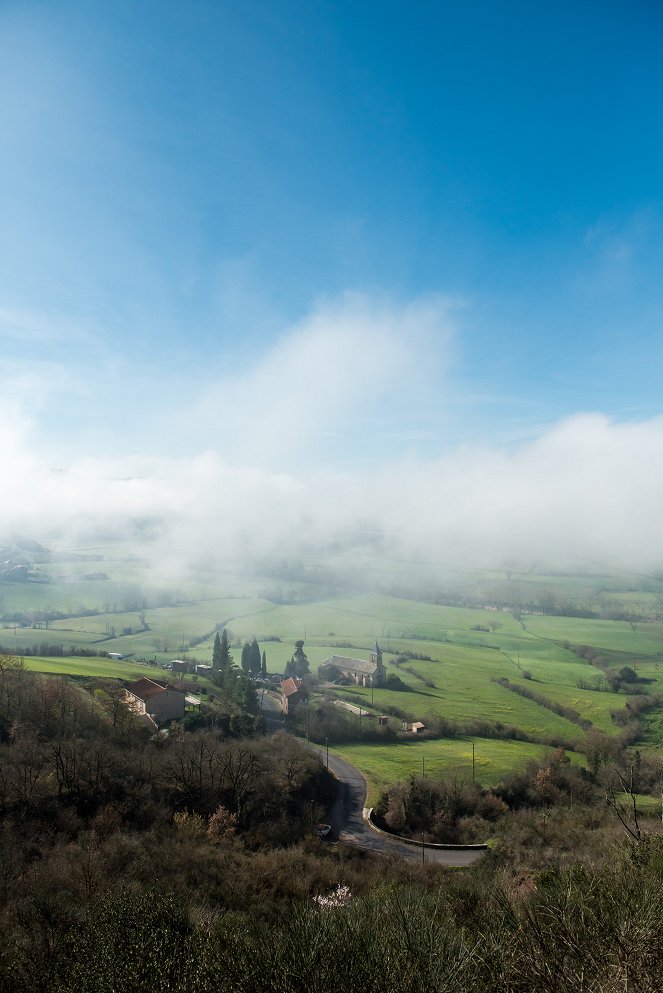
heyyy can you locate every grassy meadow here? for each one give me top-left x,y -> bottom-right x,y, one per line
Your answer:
330,738 -> 586,805
19,655 -> 169,681
3,543 -> 663,796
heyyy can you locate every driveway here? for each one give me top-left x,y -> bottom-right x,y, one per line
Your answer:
258,688 -> 285,731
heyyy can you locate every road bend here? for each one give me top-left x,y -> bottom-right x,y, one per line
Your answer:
318,747 -> 485,868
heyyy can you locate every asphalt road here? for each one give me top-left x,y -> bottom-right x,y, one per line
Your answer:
256,699 -> 486,867
320,748 -> 486,867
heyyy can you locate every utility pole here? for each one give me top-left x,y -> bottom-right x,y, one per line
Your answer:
421,832 -> 425,866
472,740 -> 475,784
326,736 -> 329,769
422,755 -> 425,778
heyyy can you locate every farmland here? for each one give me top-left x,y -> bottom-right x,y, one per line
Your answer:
328,737 -> 586,805
3,539 -> 663,796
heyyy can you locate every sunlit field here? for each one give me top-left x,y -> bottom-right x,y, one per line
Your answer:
4,551 -> 663,792
19,655 -> 169,681
330,738 -> 586,805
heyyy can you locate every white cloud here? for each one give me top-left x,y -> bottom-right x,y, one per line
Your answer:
1,290 -> 661,581
2,405 -> 663,581
179,292 -> 456,465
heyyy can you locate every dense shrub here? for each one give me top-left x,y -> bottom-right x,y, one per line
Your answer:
5,845 -> 663,993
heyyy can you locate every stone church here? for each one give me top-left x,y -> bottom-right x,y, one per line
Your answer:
318,642 -> 386,687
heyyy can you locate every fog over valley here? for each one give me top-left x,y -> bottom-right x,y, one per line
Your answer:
5,317 -> 663,577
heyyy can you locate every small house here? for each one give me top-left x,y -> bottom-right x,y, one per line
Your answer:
280,677 -> 308,714
124,677 -> 186,725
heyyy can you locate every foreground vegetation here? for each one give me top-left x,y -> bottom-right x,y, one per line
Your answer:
9,849 -> 663,993
2,658 -> 663,991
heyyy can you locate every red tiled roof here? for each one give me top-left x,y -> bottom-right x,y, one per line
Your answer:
280,677 -> 303,698
125,677 -> 183,701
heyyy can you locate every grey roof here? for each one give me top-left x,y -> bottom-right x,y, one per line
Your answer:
321,655 -> 378,675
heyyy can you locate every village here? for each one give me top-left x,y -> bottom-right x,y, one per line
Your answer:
121,639 -> 428,736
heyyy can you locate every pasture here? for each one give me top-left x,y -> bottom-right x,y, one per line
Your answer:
330,738 -> 586,805
18,655 -> 168,681
4,550 -> 663,792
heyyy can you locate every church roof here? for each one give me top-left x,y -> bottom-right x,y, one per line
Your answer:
322,655 -> 378,675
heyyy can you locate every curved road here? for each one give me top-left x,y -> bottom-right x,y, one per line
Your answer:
320,748 -> 485,867
256,696 -> 485,866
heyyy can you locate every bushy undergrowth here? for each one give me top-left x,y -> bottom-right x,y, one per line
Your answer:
3,843 -> 663,993
2,658 -> 663,992
373,743 -> 663,853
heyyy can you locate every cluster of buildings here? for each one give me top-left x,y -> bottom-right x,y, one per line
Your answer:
122,641 -> 428,734
278,644 -> 385,713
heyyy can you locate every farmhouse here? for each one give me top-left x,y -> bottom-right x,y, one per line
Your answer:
280,676 -> 308,713
318,643 -> 386,687
124,677 -> 186,725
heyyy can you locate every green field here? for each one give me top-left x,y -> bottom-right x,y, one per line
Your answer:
330,738 -> 586,805
331,644 -> 586,744
19,655 -> 171,681
4,547 -> 663,795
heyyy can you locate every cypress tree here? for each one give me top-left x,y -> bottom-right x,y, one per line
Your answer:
212,632 -> 222,670
213,629 -> 233,672
261,649 -> 267,678
241,642 -> 251,673
249,638 -> 261,677
220,628 -> 233,672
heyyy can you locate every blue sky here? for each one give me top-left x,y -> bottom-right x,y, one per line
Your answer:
2,1 -> 663,570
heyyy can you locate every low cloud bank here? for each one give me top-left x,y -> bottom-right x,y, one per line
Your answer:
2,412 -> 663,581
2,294 -> 661,582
